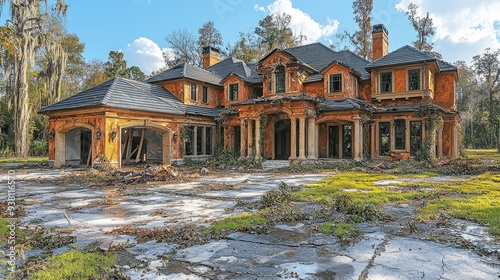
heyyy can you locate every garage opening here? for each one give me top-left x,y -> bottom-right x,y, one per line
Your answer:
65,128 -> 92,166
121,128 -> 164,165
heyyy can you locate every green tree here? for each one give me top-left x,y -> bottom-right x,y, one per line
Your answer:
255,13 -> 297,52
125,66 -> 146,81
404,3 -> 441,58
228,31 -> 261,62
0,0 -> 68,157
339,0 -> 373,59
104,51 -> 128,78
197,21 -> 223,49
473,48 -> 500,150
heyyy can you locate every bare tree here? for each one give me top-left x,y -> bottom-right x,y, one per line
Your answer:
405,3 -> 441,58
165,29 -> 199,67
339,0 -> 373,59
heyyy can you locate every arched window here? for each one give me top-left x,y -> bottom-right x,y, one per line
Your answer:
275,65 -> 285,93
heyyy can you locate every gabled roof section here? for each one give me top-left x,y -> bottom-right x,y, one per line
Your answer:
283,43 -> 371,81
146,63 -> 222,86
39,77 -> 219,117
437,60 -> 457,72
366,45 -> 440,70
208,57 -> 261,83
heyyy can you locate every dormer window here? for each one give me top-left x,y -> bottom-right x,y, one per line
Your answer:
380,72 -> 392,93
229,83 -> 239,101
190,83 -> 197,101
329,74 -> 342,93
408,69 -> 420,90
275,65 -> 285,93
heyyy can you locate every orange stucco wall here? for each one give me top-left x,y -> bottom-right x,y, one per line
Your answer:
435,73 -> 456,110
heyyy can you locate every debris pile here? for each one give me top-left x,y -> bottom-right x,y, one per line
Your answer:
113,165 -> 179,183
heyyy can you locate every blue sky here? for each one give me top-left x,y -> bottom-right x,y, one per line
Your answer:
2,0 -> 500,75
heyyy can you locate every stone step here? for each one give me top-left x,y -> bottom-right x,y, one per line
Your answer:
261,160 -> 290,169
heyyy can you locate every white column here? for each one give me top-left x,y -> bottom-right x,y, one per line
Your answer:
298,117 -> 306,160
437,128 -> 443,158
452,123 -> 459,158
289,117 -> 297,160
315,123 -> 319,158
255,118 -> 261,161
247,119 -> 253,159
307,117 -> 317,160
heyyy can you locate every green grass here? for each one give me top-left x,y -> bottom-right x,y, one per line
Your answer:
321,221 -> 361,240
28,250 -> 116,280
204,213 -> 268,235
465,149 -> 500,161
0,157 -> 48,163
295,171 -> 500,236
0,217 -> 24,245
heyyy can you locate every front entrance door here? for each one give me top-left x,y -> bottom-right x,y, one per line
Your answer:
274,120 -> 291,160
328,126 -> 339,158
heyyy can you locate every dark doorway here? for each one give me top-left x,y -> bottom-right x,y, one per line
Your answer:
233,126 -> 241,156
274,120 -> 291,160
65,128 -> 92,166
328,126 -> 340,158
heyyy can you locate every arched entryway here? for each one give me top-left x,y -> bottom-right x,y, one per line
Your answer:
274,119 -> 291,160
119,123 -> 170,167
65,128 -> 92,166
54,122 -> 95,167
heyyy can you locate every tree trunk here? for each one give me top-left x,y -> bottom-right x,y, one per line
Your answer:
14,42 -> 31,158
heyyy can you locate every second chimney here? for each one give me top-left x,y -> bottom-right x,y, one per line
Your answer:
372,24 -> 389,61
202,46 -> 221,69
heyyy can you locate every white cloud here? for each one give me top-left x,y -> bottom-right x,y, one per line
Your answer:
396,0 -> 500,63
255,0 -> 339,44
123,37 -> 171,75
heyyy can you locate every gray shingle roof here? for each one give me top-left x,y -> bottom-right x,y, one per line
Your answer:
234,92 -> 318,106
146,63 -> 222,85
318,98 -> 376,112
39,77 -> 219,117
284,43 -> 371,81
373,103 -> 456,114
366,45 -> 441,70
437,60 -> 457,72
208,57 -> 261,83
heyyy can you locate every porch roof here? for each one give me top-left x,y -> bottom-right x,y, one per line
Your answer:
318,98 -> 376,112
233,93 -> 319,106
373,103 -> 458,114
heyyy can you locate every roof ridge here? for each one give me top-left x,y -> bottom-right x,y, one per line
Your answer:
102,78 -> 120,104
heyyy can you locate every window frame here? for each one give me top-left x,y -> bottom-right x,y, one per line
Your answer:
329,73 -> 343,93
183,125 -> 215,157
379,72 -> 393,93
275,65 -> 286,94
379,122 -> 391,156
202,86 -> 208,104
408,69 -> 421,91
229,83 -> 239,101
394,119 -> 406,150
190,83 -> 197,101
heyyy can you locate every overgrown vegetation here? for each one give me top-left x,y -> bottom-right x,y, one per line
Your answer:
322,220 -> 361,241
25,250 -> 116,280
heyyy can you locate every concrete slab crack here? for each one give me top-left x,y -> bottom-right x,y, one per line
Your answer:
357,237 -> 390,280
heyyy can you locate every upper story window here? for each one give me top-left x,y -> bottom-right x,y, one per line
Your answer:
380,72 -> 392,93
329,74 -> 342,93
275,65 -> 285,93
408,69 -> 420,90
190,83 -> 197,101
229,83 -> 239,101
202,86 -> 208,104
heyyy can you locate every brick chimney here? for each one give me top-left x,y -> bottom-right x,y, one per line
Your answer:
372,24 -> 389,61
202,46 -> 221,69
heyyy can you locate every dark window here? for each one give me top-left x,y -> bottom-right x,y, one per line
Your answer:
395,119 -> 406,150
252,87 -> 263,98
229,83 -> 239,101
329,74 -> 342,93
410,121 -> 422,155
190,84 -> 197,101
184,126 -> 194,156
379,122 -> 390,156
275,65 -> 285,93
408,69 -> 420,90
196,127 -> 203,155
233,126 -> 241,155
206,127 -> 213,155
202,86 -> 208,104
268,81 -> 272,91
380,72 -> 392,93
342,124 -> 353,159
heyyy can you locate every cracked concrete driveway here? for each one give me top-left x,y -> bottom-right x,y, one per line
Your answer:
4,168 -> 500,279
